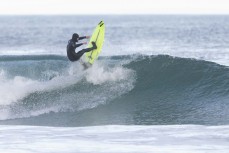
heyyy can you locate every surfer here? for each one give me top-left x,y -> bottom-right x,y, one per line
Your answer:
67,33 -> 97,62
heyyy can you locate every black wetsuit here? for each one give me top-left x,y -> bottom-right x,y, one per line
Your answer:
67,36 -> 96,62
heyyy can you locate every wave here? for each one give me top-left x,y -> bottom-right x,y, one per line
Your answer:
127,55 -> 229,97
0,55 -> 229,126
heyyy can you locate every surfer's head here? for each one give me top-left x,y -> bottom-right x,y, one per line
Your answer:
72,33 -> 79,42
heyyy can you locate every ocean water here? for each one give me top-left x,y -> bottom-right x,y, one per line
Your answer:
0,15 -> 229,152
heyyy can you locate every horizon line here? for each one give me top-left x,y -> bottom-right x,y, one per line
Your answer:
0,13 -> 229,16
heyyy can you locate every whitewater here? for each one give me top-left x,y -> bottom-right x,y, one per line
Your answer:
0,15 -> 229,152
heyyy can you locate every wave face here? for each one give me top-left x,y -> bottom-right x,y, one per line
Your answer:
0,55 -> 228,126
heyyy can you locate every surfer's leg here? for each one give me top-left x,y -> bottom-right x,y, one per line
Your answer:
82,42 -> 97,53
91,42 -> 97,50
74,50 -> 85,60
74,42 -> 97,60
81,48 -> 92,53
74,48 -> 93,60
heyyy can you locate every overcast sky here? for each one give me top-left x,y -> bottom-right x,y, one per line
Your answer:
0,0 -> 229,15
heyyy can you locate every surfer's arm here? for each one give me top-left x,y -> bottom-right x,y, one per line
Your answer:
74,42 -> 87,48
74,43 -> 84,48
79,36 -> 90,40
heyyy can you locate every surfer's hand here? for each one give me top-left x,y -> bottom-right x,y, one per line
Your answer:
83,42 -> 87,45
86,36 -> 90,39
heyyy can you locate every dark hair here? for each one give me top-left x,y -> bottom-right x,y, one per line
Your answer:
72,33 -> 79,42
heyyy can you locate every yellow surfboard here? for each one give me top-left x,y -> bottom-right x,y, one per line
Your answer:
84,21 -> 105,65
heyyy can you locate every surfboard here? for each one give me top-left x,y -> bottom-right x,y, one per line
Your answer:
83,21 -> 105,66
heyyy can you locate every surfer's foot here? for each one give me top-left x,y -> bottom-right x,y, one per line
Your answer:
92,42 -> 97,49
